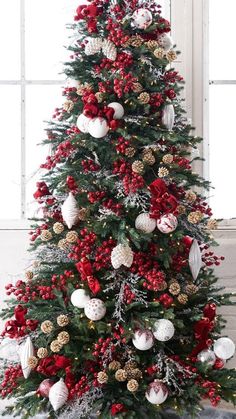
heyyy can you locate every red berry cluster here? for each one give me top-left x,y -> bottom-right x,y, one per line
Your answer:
33,182 -> 50,203
171,253 -> 189,272
69,229 -> 97,261
0,365 -> 23,398
150,92 -> 164,108
66,176 -> 78,193
71,376 -> 90,398
201,245 -> 224,267
115,137 -> 130,154
102,199 -> 123,216
106,19 -> 129,45
114,72 -> 138,98
198,379 -> 221,407
41,141 -> 74,170
94,239 -> 116,271
173,156 -> 191,170
123,284 -> 136,304
29,223 -> 49,242
131,251 -> 159,277
143,269 -> 166,291
159,293 -> 174,308
113,159 -> 130,176
123,173 -> 145,194
164,88 -> 176,100
191,198 -> 213,217
81,159 -> 100,173
66,125 -> 80,136
98,81 -> 113,94
88,191 -> 106,203
92,337 -> 116,365
163,70 -> 183,84
62,86 -> 77,100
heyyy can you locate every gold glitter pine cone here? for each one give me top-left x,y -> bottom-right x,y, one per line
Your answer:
125,147 -> 136,158
132,161 -> 144,174
177,293 -> 189,305
97,371 -> 108,384
57,331 -> 70,345
115,369 -> 127,382
41,320 -> 54,334
142,153 -> 155,166
162,154 -> 174,164
40,230 -> 52,242
57,314 -> 70,327
109,360 -> 121,371
127,379 -> 139,392
138,92 -> 150,104
53,222 -> 65,234
66,231 -> 78,243
37,347 -> 48,359
27,356 -> 38,369
169,282 -> 181,296
50,340 -> 63,353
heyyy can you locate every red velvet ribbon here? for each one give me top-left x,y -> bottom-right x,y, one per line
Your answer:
149,179 -> 178,219
76,258 -> 101,295
191,303 -> 216,356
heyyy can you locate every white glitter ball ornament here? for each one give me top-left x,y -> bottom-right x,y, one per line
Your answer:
132,329 -> 154,351
111,244 -> 134,269
19,337 -> 34,379
132,8 -> 153,30
145,380 -> 168,405
135,213 -> 157,233
61,193 -> 79,229
157,213 -> 178,234
84,298 -> 106,321
71,289 -> 91,309
76,113 -> 90,133
197,349 -> 216,366
158,33 -> 173,51
102,39 -> 117,61
88,117 -> 109,138
85,37 -> 103,56
162,104 -> 175,130
213,337 -> 235,360
49,379 -> 69,411
153,319 -> 175,342
107,102 -> 124,119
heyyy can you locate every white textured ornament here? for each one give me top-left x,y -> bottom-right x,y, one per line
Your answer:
111,244 -> 134,269
85,37 -> 103,56
157,213 -> 178,234
146,380 -> 168,405
135,213 -> 156,233
71,289 -> 91,309
158,33 -> 173,51
102,39 -> 117,61
213,337 -> 235,360
132,8 -> 153,30
76,113 -> 90,133
19,337 -> 34,379
153,319 -> 175,342
88,117 -> 109,138
49,378 -> 69,411
0,338 -> 20,362
189,239 -> 202,280
197,349 -> 216,366
84,298 -> 106,321
132,329 -> 154,351
162,104 -> 175,130
61,193 -> 79,229
107,102 -> 124,119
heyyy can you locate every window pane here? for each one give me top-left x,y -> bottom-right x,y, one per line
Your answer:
209,85 -> 236,219
0,0 -> 20,79
0,86 -> 21,219
25,85 -> 63,218
209,0 -> 236,80
25,0 -> 79,80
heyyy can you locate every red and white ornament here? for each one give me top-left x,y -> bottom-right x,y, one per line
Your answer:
88,117 -> 109,138
132,8 -> 153,30
162,104 -> 175,130
111,244 -> 133,269
145,380 -> 168,405
135,213 -> 156,234
61,193 -> 79,229
157,214 -> 178,234
153,319 -> 175,342
76,113 -> 90,133
71,289 -> 91,309
84,298 -> 106,321
38,379 -> 54,398
158,33 -> 173,51
49,378 -> 69,411
132,329 -> 154,351
107,102 -> 124,120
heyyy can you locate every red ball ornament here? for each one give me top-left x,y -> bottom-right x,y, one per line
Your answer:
214,358 -> 226,370
38,379 -> 54,398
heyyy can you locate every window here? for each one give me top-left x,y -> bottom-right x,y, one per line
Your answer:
206,0 -> 236,220
0,0 -> 79,224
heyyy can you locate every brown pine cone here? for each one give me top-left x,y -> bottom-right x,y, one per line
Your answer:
138,92 -> 150,104
132,161 -> 144,174
188,211 -> 203,224
169,282 -> 181,296
177,293 -> 189,305
124,361 -> 137,370
57,314 -> 70,327
158,167 -> 169,178
58,239 -> 70,250
185,190 -> 197,203
132,82 -> 144,93
41,320 -> 54,334
97,371 -> 108,384
78,208 -> 89,221
108,360 -> 121,371
50,340 -> 63,353
53,222 -> 65,234
126,368 -> 143,381
57,331 -> 70,345
27,356 -> 38,369
185,283 -> 199,295
125,147 -> 136,158
40,230 -> 52,242
166,50 -> 177,62
127,379 -> 139,392
162,154 -> 174,164
154,48 -> 165,59
66,231 -> 78,243
63,100 -> 74,113
25,271 -> 34,281
115,369 -> 127,382
145,40 -> 159,50
130,35 -> 143,47
37,348 -> 48,359
142,153 -> 155,166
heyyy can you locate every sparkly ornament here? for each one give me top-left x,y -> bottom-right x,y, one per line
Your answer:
153,319 -> 175,342
61,193 -> 79,229
38,379 -> 54,398
71,289 -> 91,309
213,337 -> 235,360
102,39 -> 117,61
135,213 -> 156,233
162,104 -> 175,130
37,347 -> 48,359
49,379 -> 69,411
169,282 -> 181,296
132,8 -> 153,30
25,270 -> 34,281
19,337 -> 34,379
50,340 -> 63,353
40,230 -> 52,242
111,244 -> 134,269
185,283 -> 198,295
88,117 -> 109,138
57,331 -> 70,346
41,320 -> 54,334
107,102 -> 124,119
115,369 -> 127,382
57,314 -> 70,327
154,48 -> 165,59
132,329 -> 154,351
66,231 -> 78,243
84,298 -> 106,321
142,152 -> 155,166
158,33 -> 173,51
145,380 -> 168,405
85,37 -> 103,55
97,371 -> 108,384
189,239 -> 202,280
53,222 -> 64,234
127,379 -> 139,392
188,211 -> 203,224
197,349 -> 216,366
76,113 -> 90,133
132,160 -> 144,174
157,214 -> 178,234
138,92 -> 150,104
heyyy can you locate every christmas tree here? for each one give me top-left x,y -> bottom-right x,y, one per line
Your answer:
1,1 -> 236,418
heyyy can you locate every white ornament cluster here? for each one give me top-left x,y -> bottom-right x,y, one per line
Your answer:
85,37 -> 117,61
145,380 -> 168,405
132,8 -> 153,30
132,320 -> 175,351
135,212 -> 178,235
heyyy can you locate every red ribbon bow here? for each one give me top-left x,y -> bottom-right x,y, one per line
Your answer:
76,258 -> 101,295
149,179 -> 178,219
191,303 -> 216,356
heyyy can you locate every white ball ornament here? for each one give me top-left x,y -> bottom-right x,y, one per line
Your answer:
49,379 -> 69,411
132,8 -> 153,30
61,193 -> 79,229
213,337 -> 235,360
135,213 -> 157,234
107,102 -> 124,120
88,117 -> 109,138
158,33 -> 173,51
71,289 -> 91,309
157,213 -> 178,234
84,298 -> 106,321
197,349 -> 216,366
76,113 -> 90,133
153,319 -> 175,342
111,244 -> 134,269
145,380 -> 168,405
132,329 -> 154,351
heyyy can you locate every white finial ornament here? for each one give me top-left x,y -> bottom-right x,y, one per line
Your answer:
61,193 -> 79,229
162,104 -> 175,130
132,329 -> 154,351
145,380 -> 168,404
111,244 -> 134,269
49,379 -> 69,411
19,337 -> 34,379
